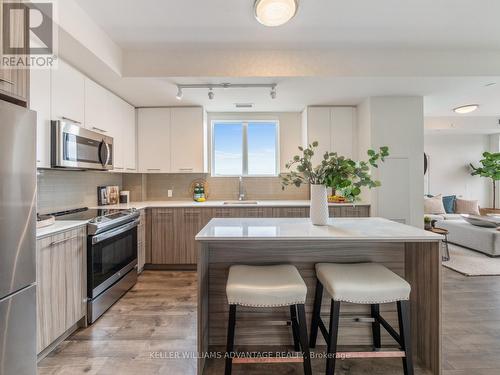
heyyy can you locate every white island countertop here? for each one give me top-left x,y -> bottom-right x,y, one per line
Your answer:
195,217 -> 443,242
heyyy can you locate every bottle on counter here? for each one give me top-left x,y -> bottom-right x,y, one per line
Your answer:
194,183 -> 201,201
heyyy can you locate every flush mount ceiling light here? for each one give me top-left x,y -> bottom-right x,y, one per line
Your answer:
175,83 -> 277,101
254,0 -> 298,27
453,104 -> 479,114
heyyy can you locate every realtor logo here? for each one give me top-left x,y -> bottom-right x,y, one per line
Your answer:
1,1 -> 57,69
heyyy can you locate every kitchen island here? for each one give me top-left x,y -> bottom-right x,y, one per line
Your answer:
196,217 -> 443,375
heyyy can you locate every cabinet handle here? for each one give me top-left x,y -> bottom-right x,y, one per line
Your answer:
61,116 -> 82,125
0,77 -> 14,85
147,168 -> 161,171
47,236 -> 78,247
126,168 -> 136,171
92,126 -> 108,133
179,168 -> 193,171
114,167 -> 124,170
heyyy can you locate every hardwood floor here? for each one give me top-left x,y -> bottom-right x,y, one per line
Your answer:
38,268 -> 500,374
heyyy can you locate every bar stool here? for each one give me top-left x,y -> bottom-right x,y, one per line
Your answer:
225,264 -> 312,375
310,263 -> 413,375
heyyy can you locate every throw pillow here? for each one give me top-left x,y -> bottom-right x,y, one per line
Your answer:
455,198 -> 480,216
424,194 -> 446,215
442,195 -> 456,214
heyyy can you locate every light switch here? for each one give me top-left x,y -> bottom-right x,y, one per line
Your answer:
168,189 -> 173,198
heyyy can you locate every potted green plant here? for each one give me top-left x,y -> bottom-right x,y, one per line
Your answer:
424,216 -> 432,230
470,152 -> 500,210
281,142 -> 389,225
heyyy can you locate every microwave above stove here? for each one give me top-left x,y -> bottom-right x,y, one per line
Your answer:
51,120 -> 114,170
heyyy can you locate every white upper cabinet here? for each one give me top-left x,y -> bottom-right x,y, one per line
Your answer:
170,107 -> 205,173
85,78 -> 137,172
51,60 -> 85,125
138,108 -> 171,173
30,68 -> 51,168
84,79 -> 114,134
122,103 -> 137,172
302,106 -> 357,164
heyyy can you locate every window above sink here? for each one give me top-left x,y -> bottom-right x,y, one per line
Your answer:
211,120 -> 279,177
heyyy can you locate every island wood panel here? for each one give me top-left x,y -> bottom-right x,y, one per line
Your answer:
36,226 -> 86,354
405,241 -> 442,375
198,240 -> 441,375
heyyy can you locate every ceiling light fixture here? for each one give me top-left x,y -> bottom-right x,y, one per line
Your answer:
174,83 -> 278,101
175,86 -> 183,100
453,104 -> 479,114
208,88 -> 215,100
254,0 -> 298,27
270,85 -> 277,99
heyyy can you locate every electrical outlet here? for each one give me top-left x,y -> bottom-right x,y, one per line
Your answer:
167,189 -> 173,198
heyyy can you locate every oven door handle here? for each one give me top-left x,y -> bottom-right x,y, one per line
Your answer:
92,220 -> 139,245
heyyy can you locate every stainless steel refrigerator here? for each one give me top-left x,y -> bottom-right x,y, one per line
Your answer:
0,100 -> 37,375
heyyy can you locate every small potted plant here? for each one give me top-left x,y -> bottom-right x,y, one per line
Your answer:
424,216 -> 432,230
281,142 -> 389,225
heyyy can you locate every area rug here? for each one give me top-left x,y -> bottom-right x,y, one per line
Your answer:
443,244 -> 500,276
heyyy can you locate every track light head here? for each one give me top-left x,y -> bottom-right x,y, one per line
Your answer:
175,86 -> 183,100
270,86 -> 277,99
208,88 -> 215,100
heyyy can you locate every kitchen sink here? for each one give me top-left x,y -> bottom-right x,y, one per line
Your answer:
223,200 -> 259,205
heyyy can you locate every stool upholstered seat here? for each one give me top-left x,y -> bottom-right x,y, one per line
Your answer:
225,264 -> 312,375
226,264 -> 307,307
315,263 -> 411,304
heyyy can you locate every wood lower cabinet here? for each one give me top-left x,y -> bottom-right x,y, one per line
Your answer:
36,226 -> 86,354
137,209 -> 146,273
148,205 -> 369,267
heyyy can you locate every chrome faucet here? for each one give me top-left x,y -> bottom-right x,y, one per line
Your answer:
238,176 -> 245,201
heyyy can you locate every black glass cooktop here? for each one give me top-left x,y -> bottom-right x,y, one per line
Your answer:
52,207 -> 126,221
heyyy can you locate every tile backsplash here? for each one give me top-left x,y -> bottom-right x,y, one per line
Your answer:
37,170 -> 308,214
37,169 -> 123,214
124,173 -> 309,201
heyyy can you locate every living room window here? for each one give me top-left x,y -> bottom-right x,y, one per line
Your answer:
211,120 -> 279,176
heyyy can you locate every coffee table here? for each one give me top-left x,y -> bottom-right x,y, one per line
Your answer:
427,227 -> 450,261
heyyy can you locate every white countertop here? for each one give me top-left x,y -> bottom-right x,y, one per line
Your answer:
36,221 -> 88,239
92,200 -> 370,210
195,217 -> 443,242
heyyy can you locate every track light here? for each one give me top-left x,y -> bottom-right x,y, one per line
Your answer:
175,86 -> 183,100
270,86 -> 277,99
208,88 -> 215,100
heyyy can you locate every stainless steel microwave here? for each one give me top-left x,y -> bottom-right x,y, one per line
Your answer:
51,120 -> 114,170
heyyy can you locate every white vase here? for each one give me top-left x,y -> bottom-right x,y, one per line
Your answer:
310,184 -> 329,226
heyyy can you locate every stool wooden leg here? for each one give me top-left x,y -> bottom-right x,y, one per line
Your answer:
397,301 -> 414,375
225,305 -> 237,375
371,304 -> 381,350
290,305 -> 301,351
326,300 -> 340,375
296,304 -> 312,375
310,280 -> 324,348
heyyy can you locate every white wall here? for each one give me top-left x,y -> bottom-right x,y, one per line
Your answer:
424,134 -> 492,207
358,97 -> 425,227
206,112 -> 302,173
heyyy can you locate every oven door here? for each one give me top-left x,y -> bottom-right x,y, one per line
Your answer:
51,121 -> 114,170
88,220 -> 138,299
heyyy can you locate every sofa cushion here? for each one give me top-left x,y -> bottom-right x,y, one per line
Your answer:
455,198 -> 480,216
442,195 -> 456,214
425,194 -> 446,215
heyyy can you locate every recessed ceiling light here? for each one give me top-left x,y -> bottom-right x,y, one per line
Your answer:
453,104 -> 479,114
254,0 -> 298,27
485,82 -> 497,87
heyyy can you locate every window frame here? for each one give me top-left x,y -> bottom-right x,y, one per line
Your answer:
211,119 -> 280,177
